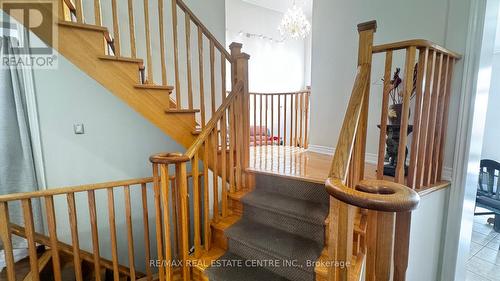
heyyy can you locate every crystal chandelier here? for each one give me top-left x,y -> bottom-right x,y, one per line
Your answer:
278,1 -> 311,40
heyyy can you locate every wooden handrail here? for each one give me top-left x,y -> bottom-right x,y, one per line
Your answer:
176,0 -> 233,62
0,177 -> 152,202
329,65 -> 370,179
249,89 -> 311,96
372,39 -> 462,59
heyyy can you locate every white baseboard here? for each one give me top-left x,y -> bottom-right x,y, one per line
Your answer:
308,144 -> 453,181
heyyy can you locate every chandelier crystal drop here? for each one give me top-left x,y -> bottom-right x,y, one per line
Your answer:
278,4 -> 311,40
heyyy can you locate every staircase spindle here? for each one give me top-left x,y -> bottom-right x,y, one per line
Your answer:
172,0 -> 181,105
127,0 -> 136,58
124,186 -> 136,280
221,112 -> 228,217
152,164 -> 166,281
284,94 -> 287,146
143,0 -> 153,83
87,190 -> 102,281
140,183 -> 153,280
260,94 -> 263,145
45,196 -> 63,281
0,202 -> 15,281
265,95 -> 269,145
203,141 -> 211,250
210,41 -> 216,113
278,95 -> 281,145
175,161 -> 190,281
212,129 -> 219,222
159,164 -> 173,281
377,50 -> 393,180
294,94 -> 298,146
407,48 -> 429,188
107,188 -> 120,281
229,103 -> 236,192
66,194 -> 83,281
436,59 -> 455,180
185,14 -> 194,109
74,0 -> 83,23
94,0 -> 102,25
193,153 -> 202,258
415,50 -> 436,188
156,0 -> 166,85
305,91 -> 310,148
111,0 -> 120,56
198,27 -> 206,126
271,96 -> 274,145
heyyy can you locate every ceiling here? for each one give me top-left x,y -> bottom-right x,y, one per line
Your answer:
241,0 -> 313,18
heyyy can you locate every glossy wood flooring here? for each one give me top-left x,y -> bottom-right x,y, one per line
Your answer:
248,145 -> 381,184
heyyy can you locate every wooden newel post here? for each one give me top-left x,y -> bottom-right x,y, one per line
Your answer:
230,42 -> 250,189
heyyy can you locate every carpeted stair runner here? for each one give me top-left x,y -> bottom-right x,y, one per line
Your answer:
206,174 -> 329,281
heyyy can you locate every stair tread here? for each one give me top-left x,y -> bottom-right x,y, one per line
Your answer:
206,252 -> 290,281
134,84 -> 174,91
98,55 -> 143,64
242,190 -> 328,225
225,219 -> 322,266
165,109 -> 201,113
58,21 -> 107,32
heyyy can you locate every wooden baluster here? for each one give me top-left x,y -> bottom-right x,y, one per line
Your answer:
65,194 -> 83,281
21,199 -> 40,281
158,0 -> 167,85
290,93 -> 294,146
176,162 -> 190,281
210,41 -> 216,113
203,141 -> 211,250
260,94 -> 263,146
253,94 -> 257,144
278,95 -> 281,146
271,95 -> 275,145
193,154 -> 202,258
415,50 -> 436,188
424,53 -> 443,186
111,0 -> 120,56
365,210 -> 377,281
159,164 -> 173,280
140,184 -> 153,280
127,0 -> 136,58
94,0 -> 102,26
143,0 -> 153,83
0,202 -> 15,281
222,54 -> 227,100
107,189 -> 120,281
172,0 -> 180,104
185,14 -> 193,109
328,198 -> 354,280
377,51 -> 393,180
74,0 -> 83,23
124,186 -> 136,280
87,191 -> 101,281
221,113 -> 228,217
171,177 -> 180,257
437,59 -> 455,180
234,103 -> 242,189
395,47 -> 416,183
212,129 -> 219,222
294,93 -> 299,147
45,196 -> 63,281
365,211 -> 395,281
153,164 -> 165,281
198,28 -> 206,126
299,93 -> 304,148
229,103 -> 236,192
304,91 -> 310,148
432,56 -> 450,182
265,95 -> 269,146
407,48 -> 429,188
284,94 -> 287,146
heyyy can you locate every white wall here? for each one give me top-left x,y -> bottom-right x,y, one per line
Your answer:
309,0 -> 468,172
481,39 -> 500,162
407,188 -> 450,281
226,0 -> 310,92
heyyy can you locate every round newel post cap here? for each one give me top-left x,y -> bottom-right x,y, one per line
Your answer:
325,178 -> 420,212
149,152 -> 190,164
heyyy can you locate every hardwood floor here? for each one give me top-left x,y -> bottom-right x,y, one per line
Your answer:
248,145 -> 381,184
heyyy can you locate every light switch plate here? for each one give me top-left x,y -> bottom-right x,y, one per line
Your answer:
74,123 -> 85,134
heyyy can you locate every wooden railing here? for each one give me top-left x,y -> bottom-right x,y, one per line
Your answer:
249,89 -> 311,148
324,21 -> 461,281
149,65 -> 248,281
0,177 -> 157,281
60,0 -> 233,127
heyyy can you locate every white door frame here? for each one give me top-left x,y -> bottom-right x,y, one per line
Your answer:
440,0 -> 498,279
